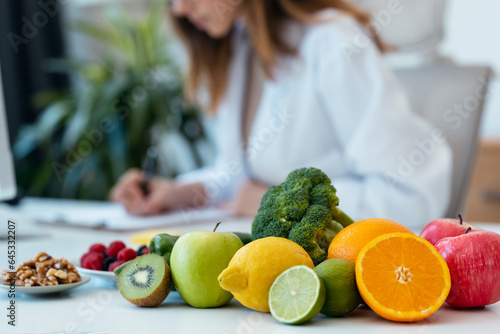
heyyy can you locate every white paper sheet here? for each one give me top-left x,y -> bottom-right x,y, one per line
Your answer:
7,198 -> 233,230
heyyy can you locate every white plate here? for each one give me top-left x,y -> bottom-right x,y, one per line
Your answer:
0,274 -> 90,295
74,263 -> 117,281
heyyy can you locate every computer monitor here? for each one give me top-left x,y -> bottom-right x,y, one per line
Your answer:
0,62 -> 17,200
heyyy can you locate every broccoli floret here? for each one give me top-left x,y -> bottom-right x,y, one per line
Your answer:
289,205 -> 344,264
277,178 -> 311,221
261,184 -> 282,209
285,168 -> 331,187
310,183 -> 339,208
265,218 -> 296,238
252,167 -> 354,265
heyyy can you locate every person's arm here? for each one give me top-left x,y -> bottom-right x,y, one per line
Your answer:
174,153 -> 248,207
218,179 -> 269,217
111,134 -> 250,216
109,169 -> 209,216
309,17 -> 452,226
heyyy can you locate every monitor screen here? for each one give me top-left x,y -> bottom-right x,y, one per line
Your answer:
0,63 -> 17,200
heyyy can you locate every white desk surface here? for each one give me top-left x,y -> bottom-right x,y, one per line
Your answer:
1,198 -> 499,334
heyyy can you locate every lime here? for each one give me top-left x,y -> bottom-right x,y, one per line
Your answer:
314,258 -> 361,317
268,265 -> 326,325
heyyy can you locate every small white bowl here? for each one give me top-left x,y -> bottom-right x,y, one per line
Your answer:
0,274 -> 90,295
74,263 -> 118,281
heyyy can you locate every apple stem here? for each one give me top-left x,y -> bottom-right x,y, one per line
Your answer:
213,222 -> 221,232
465,227 -> 472,234
458,213 -> 463,225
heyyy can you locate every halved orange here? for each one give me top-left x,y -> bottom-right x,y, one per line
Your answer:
355,233 -> 451,322
328,218 -> 413,264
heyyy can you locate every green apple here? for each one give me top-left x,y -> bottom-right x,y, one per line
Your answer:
170,224 -> 243,308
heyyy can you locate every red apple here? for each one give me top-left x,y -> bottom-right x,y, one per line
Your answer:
420,214 -> 481,246
435,228 -> 500,308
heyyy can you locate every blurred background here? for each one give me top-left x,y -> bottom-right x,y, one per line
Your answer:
0,0 -> 499,221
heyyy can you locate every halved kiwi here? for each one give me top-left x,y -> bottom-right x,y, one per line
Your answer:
117,254 -> 171,307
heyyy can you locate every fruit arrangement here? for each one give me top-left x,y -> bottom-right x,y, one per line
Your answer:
114,224 -> 253,308
80,241 -> 149,272
110,167 -> 500,326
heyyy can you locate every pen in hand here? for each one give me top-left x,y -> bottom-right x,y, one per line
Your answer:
141,147 -> 159,197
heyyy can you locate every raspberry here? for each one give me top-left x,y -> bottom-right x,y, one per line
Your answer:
83,252 -> 105,270
102,257 -> 117,271
136,245 -> 149,256
108,260 -> 125,272
89,243 -> 106,253
117,248 -> 137,262
106,241 -> 126,258
80,252 -> 91,267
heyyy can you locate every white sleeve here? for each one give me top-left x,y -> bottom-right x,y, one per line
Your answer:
311,18 -> 453,227
174,158 -> 228,206
174,120 -> 247,207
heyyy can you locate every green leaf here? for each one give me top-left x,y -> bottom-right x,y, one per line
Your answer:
73,20 -> 115,46
37,100 -> 73,140
13,127 -> 39,159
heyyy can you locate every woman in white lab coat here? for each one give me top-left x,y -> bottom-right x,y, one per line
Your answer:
110,0 -> 452,226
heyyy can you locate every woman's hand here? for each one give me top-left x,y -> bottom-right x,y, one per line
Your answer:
110,169 -> 208,216
220,180 -> 269,217
110,169 -> 176,216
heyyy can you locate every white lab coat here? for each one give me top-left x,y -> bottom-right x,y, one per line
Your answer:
177,9 -> 452,227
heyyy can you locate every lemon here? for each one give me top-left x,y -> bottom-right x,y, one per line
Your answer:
314,258 -> 361,317
218,237 -> 314,312
269,265 -> 326,325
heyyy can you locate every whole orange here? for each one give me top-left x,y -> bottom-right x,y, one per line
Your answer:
327,218 -> 413,263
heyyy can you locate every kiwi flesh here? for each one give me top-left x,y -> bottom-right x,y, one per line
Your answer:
117,254 -> 171,307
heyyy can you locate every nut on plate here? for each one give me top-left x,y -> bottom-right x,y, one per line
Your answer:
1,252 -> 81,287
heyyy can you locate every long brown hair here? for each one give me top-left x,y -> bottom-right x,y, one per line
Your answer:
169,0 -> 385,113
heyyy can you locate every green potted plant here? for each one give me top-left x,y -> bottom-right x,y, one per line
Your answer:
14,1 -> 209,200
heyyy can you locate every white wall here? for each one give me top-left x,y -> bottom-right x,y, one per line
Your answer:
439,0 -> 500,73
439,0 -> 500,139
